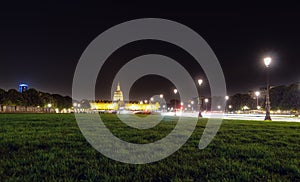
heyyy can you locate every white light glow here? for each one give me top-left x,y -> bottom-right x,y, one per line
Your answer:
264,57 -> 272,67
198,79 -> 203,86
174,89 -> 178,94
255,91 -> 260,97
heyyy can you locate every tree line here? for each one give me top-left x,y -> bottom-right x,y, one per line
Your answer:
0,88 -> 72,109
227,83 -> 300,111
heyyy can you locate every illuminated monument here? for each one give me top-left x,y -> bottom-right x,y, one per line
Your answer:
113,82 -> 123,102
89,82 -> 160,112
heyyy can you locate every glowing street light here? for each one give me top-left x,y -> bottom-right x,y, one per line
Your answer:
255,91 -> 260,97
174,89 -> 178,94
198,79 -> 203,86
255,91 -> 260,110
144,100 -> 148,104
264,57 -> 272,120
198,79 -> 203,118
174,89 -> 178,116
159,94 -> 163,99
264,57 -> 272,67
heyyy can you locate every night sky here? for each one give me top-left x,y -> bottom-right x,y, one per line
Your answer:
1,1 -> 299,101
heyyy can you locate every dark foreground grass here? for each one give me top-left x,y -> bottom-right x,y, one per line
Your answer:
0,114 -> 300,181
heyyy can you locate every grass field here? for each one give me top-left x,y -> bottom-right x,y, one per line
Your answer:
0,114 -> 300,181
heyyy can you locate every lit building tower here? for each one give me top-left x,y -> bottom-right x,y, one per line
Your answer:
113,82 -> 124,102
18,83 -> 28,93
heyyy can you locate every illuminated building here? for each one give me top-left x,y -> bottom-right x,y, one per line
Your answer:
18,83 -> 28,93
113,82 -> 123,102
90,102 -> 119,111
90,101 -> 160,112
89,82 -> 160,112
125,102 -> 160,111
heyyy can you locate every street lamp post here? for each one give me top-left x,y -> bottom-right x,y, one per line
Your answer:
174,89 -> 178,116
255,91 -> 260,110
204,98 -> 209,112
159,94 -> 163,111
225,96 -> 229,113
191,101 -> 194,112
47,103 -> 52,113
150,97 -> 154,111
264,57 -> 272,121
198,79 -> 203,118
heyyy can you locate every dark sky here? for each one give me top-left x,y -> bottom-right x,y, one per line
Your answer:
1,1 -> 299,101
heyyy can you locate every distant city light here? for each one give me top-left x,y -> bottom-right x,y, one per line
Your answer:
204,98 -> 209,103
243,105 -> 249,110
225,96 -> 229,100
160,94 -> 163,98
47,103 -> 52,108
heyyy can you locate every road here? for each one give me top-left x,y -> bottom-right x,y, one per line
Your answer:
161,111 -> 300,122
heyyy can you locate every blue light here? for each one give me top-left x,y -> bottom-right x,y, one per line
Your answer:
19,83 -> 29,93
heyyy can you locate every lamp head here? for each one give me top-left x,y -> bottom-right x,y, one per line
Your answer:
264,57 -> 272,67
255,91 -> 260,97
173,89 -> 178,94
198,79 -> 203,86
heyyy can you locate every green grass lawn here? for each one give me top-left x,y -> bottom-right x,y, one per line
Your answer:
0,114 -> 300,181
